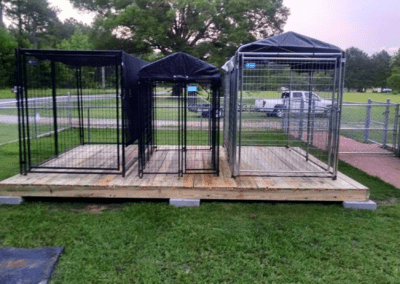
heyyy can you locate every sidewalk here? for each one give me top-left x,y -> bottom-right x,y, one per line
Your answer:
339,136 -> 400,189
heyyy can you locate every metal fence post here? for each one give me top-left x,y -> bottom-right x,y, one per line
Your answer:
396,104 -> 400,157
310,99 -> 316,147
394,104 -> 400,156
281,97 -> 286,131
383,98 -> 390,147
364,98 -> 371,143
33,98 -> 38,138
87,107 -> 91,144
67,92 -> 72,129
298,97 -> 304,140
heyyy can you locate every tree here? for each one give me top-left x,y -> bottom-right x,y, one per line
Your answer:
55,18 -> 91,41
390,48 -> 400,74
0,28 -> 18,87
344,47 -> 374,92
370,50 -> 391,88
71,0 -> 290,66
5,0 -> 59,48
387,74 -> 400,93
59,28 -> 93,50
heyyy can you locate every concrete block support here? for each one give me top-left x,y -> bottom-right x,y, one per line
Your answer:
343,200 -> 377,210
169,198 -> 200,207
0,196 -> 24,205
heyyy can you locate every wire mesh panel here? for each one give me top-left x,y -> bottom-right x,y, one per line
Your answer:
138,81 -> 220,177
340,100 -> 399,155
17,50 -> 129,175
224,54 -> 345,178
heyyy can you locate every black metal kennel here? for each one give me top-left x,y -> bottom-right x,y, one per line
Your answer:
137,52 -> 221,177
16,49 -> 148,176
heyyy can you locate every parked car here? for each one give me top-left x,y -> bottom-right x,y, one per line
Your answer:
201,106 -> 224,118
255,91 -> 333,118
382,88 -> 392,93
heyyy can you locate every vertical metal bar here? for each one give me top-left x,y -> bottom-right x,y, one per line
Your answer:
298,97 -> 304,140
33,99 -> 38,138
383,98 -> 390,147
217,85 -> 220,175
184,83 -> 187,173
138,82 -> 143,178
121,59 -> 126,177
393,104 -> 399,156
22,53 -> 32,171
238,55 -> 244,176
51,61 -> 58,156
178,83 -> 182,176
397,105 -> 400,157
333,56 -> 346,180
287,70 -> 292,147
310,99 -> 316,147
231,57 -> 239,176
115,61 -> 120,171
76,67 -> 84,145
306,72 -> 313,161
16,49 -> 25,174
87,107 -> 91,144
327,63 -> 338,171
364,98 -> 371,143
67,92 -> 72,128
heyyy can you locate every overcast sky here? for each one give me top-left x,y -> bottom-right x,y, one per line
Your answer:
5,0 -> 400,55
283,0 -> 400,55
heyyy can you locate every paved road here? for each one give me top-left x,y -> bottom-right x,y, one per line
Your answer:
0,94 -> 116,108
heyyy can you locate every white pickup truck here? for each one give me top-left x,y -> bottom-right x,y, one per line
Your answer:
255,91 -> 333,118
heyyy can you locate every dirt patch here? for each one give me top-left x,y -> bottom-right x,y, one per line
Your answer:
376,198 -> 397,205
81,204 -> 107,213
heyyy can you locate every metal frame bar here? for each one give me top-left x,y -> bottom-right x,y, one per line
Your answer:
226,53 -> 345,179
138,79 -> 220,177
16,49 -> 127,176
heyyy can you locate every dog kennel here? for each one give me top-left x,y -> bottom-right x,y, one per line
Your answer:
137,52 -> 221,177
16,49 -> 148,176
222,32 -> 346,179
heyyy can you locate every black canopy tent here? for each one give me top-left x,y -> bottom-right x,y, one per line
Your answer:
222,32 -> 346,179
137,52 -> 221,177
17,49 -> 148,176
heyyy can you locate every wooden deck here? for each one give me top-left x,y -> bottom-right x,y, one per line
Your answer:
0,146 -> 369,201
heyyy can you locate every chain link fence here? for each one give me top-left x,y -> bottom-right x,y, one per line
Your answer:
339,99 -> 399,155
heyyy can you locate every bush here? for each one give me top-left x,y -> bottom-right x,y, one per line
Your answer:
387,73 -> 400,93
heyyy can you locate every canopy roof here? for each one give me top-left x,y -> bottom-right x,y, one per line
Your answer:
223,32 -> 345,72
238,32 -> 344,54
138,52 -> 221,81
21,49 -> 124,67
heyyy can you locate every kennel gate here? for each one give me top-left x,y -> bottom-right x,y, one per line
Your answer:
224,52 -> 345,179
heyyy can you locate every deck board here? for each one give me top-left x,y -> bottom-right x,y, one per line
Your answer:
0,145 -> 369,201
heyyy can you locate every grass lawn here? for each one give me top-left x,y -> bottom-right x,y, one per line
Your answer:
0,123 -> 18,145
1,111 -> 400,282
0,88 -> 116,99
0,154 -> 399,283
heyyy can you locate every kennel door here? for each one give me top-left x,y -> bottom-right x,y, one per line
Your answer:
184,84 -> 216,173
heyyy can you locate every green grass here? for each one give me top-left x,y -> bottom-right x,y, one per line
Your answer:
1,129 -> 400,282
0,88 -> 116,99
0,193 -> 399,283
0,123 -> 18,145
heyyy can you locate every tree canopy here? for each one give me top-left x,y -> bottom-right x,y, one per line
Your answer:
345,47 -> 373,91
71,0 -> 290,66
0,28 -> 17,87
